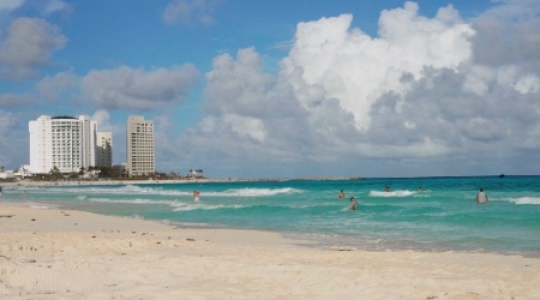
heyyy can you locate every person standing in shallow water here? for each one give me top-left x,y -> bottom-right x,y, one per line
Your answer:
476,188 -> 489,204
348,197 -> 358,210
338,190 -> 345,199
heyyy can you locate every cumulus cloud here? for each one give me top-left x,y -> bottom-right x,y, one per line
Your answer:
0,17 -> 66,80
0,110 -> 26,169
481,0 -> 540,21
81,64 -> 200,110
0,93 -> 34,107
168,1 -> 540,177
162,0 -> 223,25
37,70 -> 79,100
43,0 -> 70,14
282,2 -> 474,131
0,0 -> 24,11
90,110 -> 115,132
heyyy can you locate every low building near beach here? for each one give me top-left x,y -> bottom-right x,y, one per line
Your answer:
0,170 -> 14,179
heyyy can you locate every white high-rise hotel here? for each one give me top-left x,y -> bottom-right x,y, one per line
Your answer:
126,115 -> 154,176
29,115 -> 112,174
96,132 -> 113,168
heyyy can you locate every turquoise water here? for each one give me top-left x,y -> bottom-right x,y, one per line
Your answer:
3,176 -> 540,255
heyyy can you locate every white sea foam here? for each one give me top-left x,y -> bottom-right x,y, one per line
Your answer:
88,198 -> 182,206
40,185 -> 299,198
207,187 -> 301,197
369,190 -> 416,197
172,203 -> 246,211
509,197 -> 540,205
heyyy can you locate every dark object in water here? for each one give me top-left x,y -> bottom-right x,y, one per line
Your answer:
499,174 -> 505,178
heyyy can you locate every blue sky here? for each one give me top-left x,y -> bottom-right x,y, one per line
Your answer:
1,0 -> 540,178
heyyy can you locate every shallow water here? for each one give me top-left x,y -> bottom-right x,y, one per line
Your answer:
3,176 -> 540,254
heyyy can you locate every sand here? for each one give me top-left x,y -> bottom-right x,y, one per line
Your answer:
1,203 -> 539,299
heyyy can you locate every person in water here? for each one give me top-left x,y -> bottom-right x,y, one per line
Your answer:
348,197 -> 358,210
384,186 -> 391,192
475,188 -> 488,204
193,190 -> 200,202
338,190 -> 345,198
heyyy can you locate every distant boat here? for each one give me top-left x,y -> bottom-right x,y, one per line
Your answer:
499,174 -> 505,178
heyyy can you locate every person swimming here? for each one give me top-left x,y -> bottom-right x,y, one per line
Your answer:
193,190 -> 200,202
348,197 -> 358,210
475,188 -> 488,204
338,190 -> 345,198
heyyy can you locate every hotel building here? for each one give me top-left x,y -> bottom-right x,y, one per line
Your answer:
96,132 -> 113,168
29,115 -> 97,174
126,115 -> 155,176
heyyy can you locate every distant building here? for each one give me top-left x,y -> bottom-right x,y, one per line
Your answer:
0,170 -> 14,179
126,116 -> 154,176
14,165 -> 31,178
96,132 -> 113,168
112,163 -> 127,176
29,115 -> 97,174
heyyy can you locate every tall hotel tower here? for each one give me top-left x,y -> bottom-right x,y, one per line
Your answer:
96,132 -> 113,168
126,115 -> 155,176
29,115 -> 97,174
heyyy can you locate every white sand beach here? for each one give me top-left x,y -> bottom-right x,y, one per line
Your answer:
1,203 -> 539,299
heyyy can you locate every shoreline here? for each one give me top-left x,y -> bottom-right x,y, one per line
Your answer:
0,178 -> 222,188
1,203 -> 539,299
0,177 -> 365,188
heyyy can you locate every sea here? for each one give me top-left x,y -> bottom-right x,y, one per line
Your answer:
2,175 -> 540,256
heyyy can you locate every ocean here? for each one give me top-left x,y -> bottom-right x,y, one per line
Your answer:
3,176 -> 540,255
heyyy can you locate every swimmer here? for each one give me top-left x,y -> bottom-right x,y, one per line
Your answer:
348,197 -> 358,210
475,188 -> 488,204
193,190 -> 200,202
338,190 -> 345,199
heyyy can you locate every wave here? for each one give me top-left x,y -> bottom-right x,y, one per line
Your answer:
369,190 -> 416,197
87,197 -> 252,211
172,203 -> 247,211
38,185 -> 301,198
88,198 -> 183,206
508,197 -> 540,205
207,187 -> 301,197
37,185 -> 164,195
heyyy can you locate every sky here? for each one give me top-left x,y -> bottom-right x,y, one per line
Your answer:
1,0 -> 540,179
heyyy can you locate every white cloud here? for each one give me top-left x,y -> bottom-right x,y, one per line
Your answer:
90,110 -> 114,132
167,1 -> 540,177
0,110 -> 26,169
515,74 -> 540,94
81,64 -> 200,110
162,0 -> 223,25
481,0 -> 540,21
0,17 -> 66,80
37,70 -> 79,100
0,93 -> 33,106
0,0 -> 24,11
282,2 -> 475,131
43,0 -> 69,14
